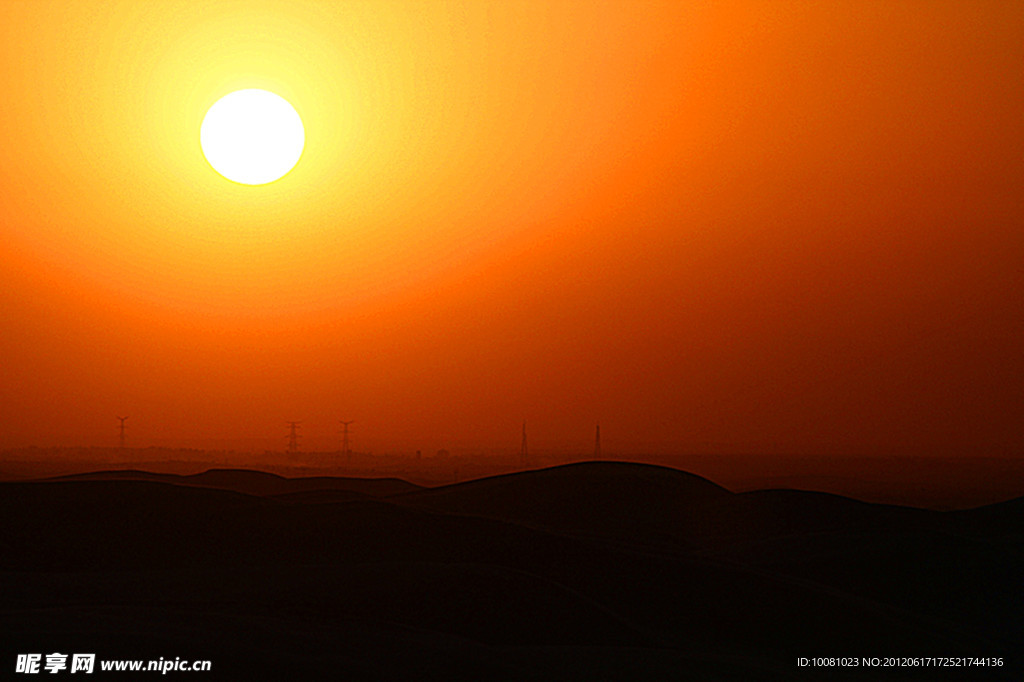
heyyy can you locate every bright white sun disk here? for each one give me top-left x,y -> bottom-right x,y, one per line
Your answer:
200,89 -> 304,185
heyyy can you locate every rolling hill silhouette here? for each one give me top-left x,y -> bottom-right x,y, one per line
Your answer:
390,462 -> 933,552
1,462 -> 1019,680
391,461 -> 731,550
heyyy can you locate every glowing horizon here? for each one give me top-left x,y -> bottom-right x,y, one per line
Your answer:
0,1 -> 1021,457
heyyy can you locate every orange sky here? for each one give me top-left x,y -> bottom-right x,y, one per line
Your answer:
1,1 -> 1022,456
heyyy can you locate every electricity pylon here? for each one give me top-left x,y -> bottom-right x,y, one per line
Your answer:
286,421 -> 301,453
339,420 -> 354,462
519,420 -> 528,468
117,416 -> 128,449
594,424 -> 601,458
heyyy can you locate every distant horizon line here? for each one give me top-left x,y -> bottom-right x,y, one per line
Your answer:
2,444 -> 1022,460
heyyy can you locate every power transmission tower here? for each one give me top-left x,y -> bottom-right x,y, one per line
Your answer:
286,421 -> 301,453
519,420 -> 528,468
594,424 -> 601,458
117,416 -> 128,449
339,420 -> 354,462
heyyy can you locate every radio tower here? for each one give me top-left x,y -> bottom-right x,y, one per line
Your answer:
286,421 -> 301,453
117,416 -> 128,449
594,424 -> 601,458
339,420 -> 354,462
519,420 -> 528,469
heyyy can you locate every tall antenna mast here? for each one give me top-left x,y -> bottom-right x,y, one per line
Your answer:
286,421 -> 301,453
594,424 -> 601,458
519,420 -> 528,468
117,416 -> 128,449
339,420 -> 354,462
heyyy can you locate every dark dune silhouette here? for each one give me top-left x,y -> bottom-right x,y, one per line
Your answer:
390,462 -> 935,553
267,488 -> 373,504
1,462 -> 1019,680
391,461 -> 732,550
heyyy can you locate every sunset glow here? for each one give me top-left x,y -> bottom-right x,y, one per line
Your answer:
3,3 -> 1021,675
0,0 -> 1021,457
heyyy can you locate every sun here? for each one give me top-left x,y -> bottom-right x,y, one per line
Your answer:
200,89 -> 305,185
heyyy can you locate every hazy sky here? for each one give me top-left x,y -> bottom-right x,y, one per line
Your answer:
1,1 -> 1022,456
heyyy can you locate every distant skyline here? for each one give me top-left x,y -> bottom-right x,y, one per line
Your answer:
2,1 -> 1022,459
